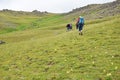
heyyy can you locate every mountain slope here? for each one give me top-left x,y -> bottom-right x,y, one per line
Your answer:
0,0 -> 120,34
0,10 -> 53,34
0,14 -> 120,80
0,10 -> 69,34
64,0 -> 120,20
0,1 -> 120,80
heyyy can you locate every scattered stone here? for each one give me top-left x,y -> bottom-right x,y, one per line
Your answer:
0,40 -> 5,44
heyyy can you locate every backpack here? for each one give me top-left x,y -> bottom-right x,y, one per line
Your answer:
79,17 -> 84,24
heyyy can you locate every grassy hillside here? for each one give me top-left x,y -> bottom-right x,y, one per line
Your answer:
0,0 -> 119,34
0,14 -> 120,80
0,10 -> 71,34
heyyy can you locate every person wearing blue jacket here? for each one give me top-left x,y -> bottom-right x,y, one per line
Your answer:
77,16 -> 85,35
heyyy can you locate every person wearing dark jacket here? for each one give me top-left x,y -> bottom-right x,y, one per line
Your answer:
66,23 -> 72,31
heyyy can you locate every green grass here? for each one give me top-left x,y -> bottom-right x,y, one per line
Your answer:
0,14 -> 120,80
0,12 -> 69,34
0,11 -> 52,33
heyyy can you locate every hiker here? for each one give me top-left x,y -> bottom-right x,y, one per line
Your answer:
66,23 -> 72,31
77,16 -> 85,35
70,24 -> 72,30
76,18 -> 79,29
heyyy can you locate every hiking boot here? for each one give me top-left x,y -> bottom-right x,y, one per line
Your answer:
79,32 -> 83,35
81,32 -> 83,35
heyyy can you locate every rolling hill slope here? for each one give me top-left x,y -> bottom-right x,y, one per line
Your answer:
0,14 -> 120,80
0,0 -> 120,34
0,10 -> 51,34
0,0 -> 120,80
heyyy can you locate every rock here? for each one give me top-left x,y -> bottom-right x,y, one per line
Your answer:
0,40 -> 5,44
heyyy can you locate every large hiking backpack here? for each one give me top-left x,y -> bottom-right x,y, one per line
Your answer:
79,17 -> 84,24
